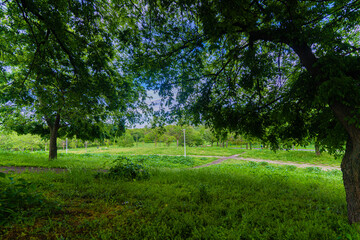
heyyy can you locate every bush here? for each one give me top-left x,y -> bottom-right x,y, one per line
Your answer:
107,156 -> 151,181
117,133 -> 134,147
0,172 -> 60,225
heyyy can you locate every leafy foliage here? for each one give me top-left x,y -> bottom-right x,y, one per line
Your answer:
116,133 -> 135,147
106,156 -> 151,181
0,0 -> 145,158
130,0 -> 360,153
0,173 -> 60,225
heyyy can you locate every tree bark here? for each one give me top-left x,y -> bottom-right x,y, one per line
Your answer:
315,142 -> 321,156
331,102 -> 360,224
341,137 -> 360,224
47,114 -> 61,160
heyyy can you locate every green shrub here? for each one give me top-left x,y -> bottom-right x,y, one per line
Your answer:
106,156 -> 151,181
0,172 -> 60,225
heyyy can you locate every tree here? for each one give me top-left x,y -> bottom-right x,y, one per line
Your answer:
128,128 -> 145,146
165,125 -> 183,147
0,0 -> 143,159
202,127 -> 217,146
160,133 -> 176,147
117,132 -> 135,147
132,1 -> 360,223
179,126 -> 204,147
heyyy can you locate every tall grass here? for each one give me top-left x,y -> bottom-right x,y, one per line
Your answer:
0,151 -> 216,169
1,161 -> 358,239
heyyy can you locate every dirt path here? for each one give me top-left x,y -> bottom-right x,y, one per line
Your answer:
233,157 -> 340,171
192,155 -> 340,171
0,166 -> 69,174
192,154 -> 240,168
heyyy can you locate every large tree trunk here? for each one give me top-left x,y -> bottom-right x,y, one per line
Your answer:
291,41 -> 360,224
341,137 -> 360,224
315,142 -> 321,156
47,114 -> 61,160
331,102 -> 360,224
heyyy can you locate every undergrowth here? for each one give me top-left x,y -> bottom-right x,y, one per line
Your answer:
0,161 -> 358,239
98,156 -> 151,181
0,172 -> 61,226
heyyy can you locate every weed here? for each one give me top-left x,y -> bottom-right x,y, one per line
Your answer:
105,156 -> 151,181
0,172 -> 60,225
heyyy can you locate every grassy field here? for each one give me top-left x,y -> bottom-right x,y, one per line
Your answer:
59,144 -> 341,167
0,151 -> 217,169
1,161 -> 358,239
60,144 -> 246,156
0,148 -> 352,239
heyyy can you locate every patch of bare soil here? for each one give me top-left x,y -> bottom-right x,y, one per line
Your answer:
0,166 -> 68,174
192,155 -> 340,171
192,155 -> 240,168
233,157 -> 340,171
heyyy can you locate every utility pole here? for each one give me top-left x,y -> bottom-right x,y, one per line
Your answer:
183,129 -> 186,157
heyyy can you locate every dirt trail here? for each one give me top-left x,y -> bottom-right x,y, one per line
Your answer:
233,157 -> 340,171
192,154 -> 240,168
192,155 -> 340,171
0,166 -> 68,174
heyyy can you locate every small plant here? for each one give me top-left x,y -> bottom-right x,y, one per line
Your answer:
107,156 -> 151,181
0,172 -> 60,225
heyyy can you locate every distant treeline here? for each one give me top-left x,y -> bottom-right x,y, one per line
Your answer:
0,125 -> 261,151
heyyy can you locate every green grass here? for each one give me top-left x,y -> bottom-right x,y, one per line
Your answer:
0,161 -> 358,239
60,144 -> 248,156
0,151 -> 216,169
59,144 -> 341,167
240,149 -> 341,167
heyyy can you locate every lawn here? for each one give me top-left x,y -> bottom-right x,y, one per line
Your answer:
0,148 -> 352,239
60,144 -> 246,156
59,143 -> 341,167
0,151 -> 217,169
0,160 -> 358,239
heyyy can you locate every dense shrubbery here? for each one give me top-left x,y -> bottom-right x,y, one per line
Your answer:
105,156 -> 151,180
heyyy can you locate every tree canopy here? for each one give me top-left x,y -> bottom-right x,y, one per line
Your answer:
0,0 -> 145,159
129,0 -> 360,223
